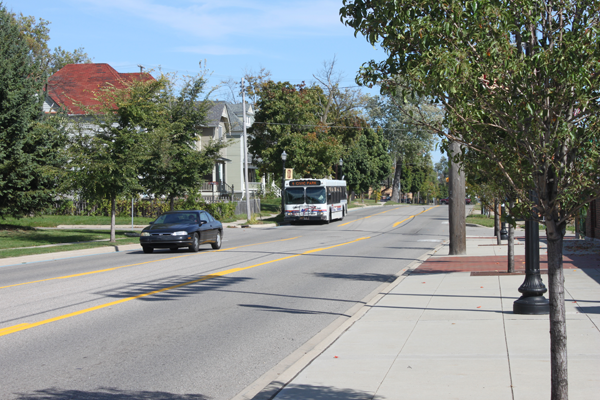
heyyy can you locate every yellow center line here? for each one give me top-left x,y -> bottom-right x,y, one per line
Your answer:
392,206 -> 439,227
338,207 -> 399,227
0,236 -> 369,337
0,237 -> 301,290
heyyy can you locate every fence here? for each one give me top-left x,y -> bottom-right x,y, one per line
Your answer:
234,199 -> 261,215
50,198 -> 262,219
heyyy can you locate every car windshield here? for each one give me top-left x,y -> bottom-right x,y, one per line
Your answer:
285,188 -> 305,205
306,187 -> 326,204
154,213 -> 198,224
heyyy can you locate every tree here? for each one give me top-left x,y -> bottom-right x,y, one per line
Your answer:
312,56 -> 371,124
140,73 -> 227,210
342,120 -> 392,194
15,12 -> 92,75
49,46 -> 92,75
0,4 -> 68,219
366,89 -> 440,202
341,1 -> 600,398
434,156 -> 449,198
249,81 -> 343,178
69,76 -> 163,242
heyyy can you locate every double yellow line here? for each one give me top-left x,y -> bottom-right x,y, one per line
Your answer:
0,236 -> 369,337
0,237 -> 301,290
338,207 -> 399,227
340,206 -> 438,228
392,206 -> 438,227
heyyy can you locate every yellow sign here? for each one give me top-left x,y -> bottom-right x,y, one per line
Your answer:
285,168 -> 294,180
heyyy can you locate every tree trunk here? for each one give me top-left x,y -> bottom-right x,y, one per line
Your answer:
547,233 -> 568,400
110,197 -> 116,243
507,200 -> 515,273
170,196 -> 175,211
448,141 -> 466,255
391,158 -> 401,203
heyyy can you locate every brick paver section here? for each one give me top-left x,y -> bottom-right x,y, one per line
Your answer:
416,254 -> 600,275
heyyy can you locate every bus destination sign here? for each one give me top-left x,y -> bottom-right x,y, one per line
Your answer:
289,180 -> 321,186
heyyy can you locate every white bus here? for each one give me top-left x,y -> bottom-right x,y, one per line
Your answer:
283,179 -> 348,223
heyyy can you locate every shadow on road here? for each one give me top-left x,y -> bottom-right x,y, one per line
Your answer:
313,272 -> 397,283
15,387 -> 207,400
96,274 -> 252,302
271,383 -> 383,400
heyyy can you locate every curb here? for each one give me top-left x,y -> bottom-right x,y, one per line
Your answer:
231,242 -> 445,400
0,243 -> 142,268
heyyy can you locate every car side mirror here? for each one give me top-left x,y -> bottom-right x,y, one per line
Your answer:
149,221 -> 154,225
199,220 -> 208,225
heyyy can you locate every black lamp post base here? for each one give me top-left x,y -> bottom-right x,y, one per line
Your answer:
513,295 -> 550,315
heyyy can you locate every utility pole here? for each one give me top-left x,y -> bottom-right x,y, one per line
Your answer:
448,140 -> 466,255
241,78 -> 251,221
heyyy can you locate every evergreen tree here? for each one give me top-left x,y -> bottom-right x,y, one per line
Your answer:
0,4 -> 67,218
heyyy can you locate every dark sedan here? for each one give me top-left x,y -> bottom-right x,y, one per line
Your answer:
139,210 -> 223,253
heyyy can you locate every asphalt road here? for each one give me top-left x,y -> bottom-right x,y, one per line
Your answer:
0,204 -> 450,400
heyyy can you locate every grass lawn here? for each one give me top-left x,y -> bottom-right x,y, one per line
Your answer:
0,227 -> 141,259
465,214 -> 573,231
260,198 -> 281,213
0,215 -> 155,227
348,199 -> 381,209
466,214 -> 496,227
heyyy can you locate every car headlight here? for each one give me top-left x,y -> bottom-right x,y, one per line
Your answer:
171,231 -> 188,236
141,232 -> 150,237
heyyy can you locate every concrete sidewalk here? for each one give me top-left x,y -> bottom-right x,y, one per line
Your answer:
263,229 -> 600,400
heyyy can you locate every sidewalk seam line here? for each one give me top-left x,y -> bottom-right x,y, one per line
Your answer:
499,275 -> 516,400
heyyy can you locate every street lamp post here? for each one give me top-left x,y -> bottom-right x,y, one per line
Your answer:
281,151 -> 287,215
513,190 -> 549,314
339,158 -> 343,180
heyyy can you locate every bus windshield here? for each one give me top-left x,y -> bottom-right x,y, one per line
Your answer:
285,188 -> 305,205
306,187 -> 326,204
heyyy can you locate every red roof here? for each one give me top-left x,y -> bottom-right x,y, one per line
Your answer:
46,63 -> 155,115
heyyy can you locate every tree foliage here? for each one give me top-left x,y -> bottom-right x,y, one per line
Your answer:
249,81 -> 343,178
0,4 -> 68,219
340,118 -> 392,194
14,12 -> 92,75
366,88 -> 440,201
341,1 -> 600,398
139,73 -> 226,209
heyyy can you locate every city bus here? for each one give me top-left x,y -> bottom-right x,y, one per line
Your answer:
283,179 -> 347,223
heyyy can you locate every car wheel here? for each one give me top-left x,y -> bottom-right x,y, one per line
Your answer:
189,233 -> 200,252
142,246 -> 154,254
211,231 -> 222,250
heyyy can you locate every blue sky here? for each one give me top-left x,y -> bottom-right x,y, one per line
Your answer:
9,0 -> 443,162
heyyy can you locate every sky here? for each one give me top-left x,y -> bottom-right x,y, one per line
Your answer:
9,0 -> 443,163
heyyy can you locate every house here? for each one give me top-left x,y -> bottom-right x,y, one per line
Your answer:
44,63 -> 154,116
200,101 -> 265,200
44,63 -> 264,202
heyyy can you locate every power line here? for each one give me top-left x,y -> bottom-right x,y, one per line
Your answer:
252,121 -> 415,131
